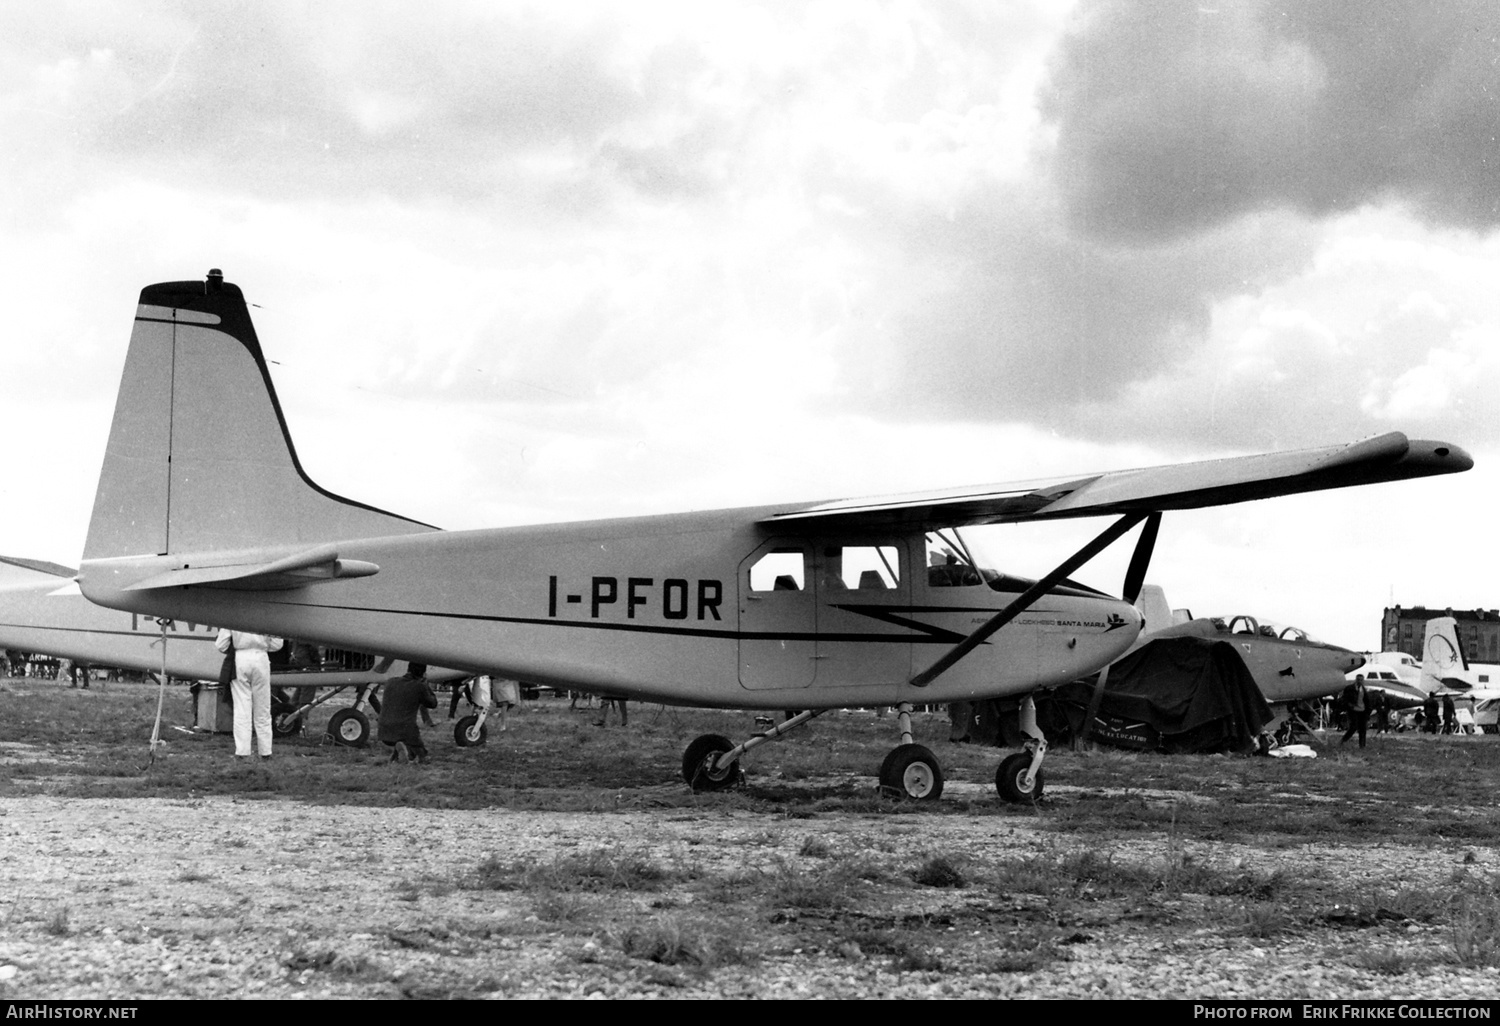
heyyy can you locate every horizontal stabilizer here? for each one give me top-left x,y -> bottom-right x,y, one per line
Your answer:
121,544 -> 378,592
763,432 -> 1471,531
0,555 -> 78,580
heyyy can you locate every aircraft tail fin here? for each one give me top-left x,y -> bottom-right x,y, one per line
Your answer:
1135,584 -> 1175,636
83,271 -> 438,564
1420,616 -> 1470,693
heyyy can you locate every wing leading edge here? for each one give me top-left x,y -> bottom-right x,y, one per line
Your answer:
762,432 -> 1471,532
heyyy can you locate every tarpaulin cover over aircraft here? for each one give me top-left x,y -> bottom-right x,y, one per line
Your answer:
1041,637 -> 1273,753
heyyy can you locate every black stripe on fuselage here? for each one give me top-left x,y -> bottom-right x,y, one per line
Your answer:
251,598 -> 1087,644
0,622 -> 216,642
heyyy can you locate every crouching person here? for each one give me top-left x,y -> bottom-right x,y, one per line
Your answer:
379,662 -> 437,763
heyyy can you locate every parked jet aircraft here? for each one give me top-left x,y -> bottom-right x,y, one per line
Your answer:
1131,585 -> 1363,708
74,272 -> 1473,801
0,554 -> 458,746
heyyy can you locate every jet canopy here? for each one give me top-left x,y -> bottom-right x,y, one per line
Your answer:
1208,615 -> 1325,645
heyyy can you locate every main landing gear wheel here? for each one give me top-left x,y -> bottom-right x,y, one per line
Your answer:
271,711 -> 305,737
270,694 -> 304,737
996,752 -> 1044,803
454,714 -> 488,747
682,733 -> 741,792
326,708 -> 370,748
878,743 -> 944,801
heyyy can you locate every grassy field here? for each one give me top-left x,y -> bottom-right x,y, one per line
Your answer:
5,679 -> 1500,839
3,678 -> 1500,997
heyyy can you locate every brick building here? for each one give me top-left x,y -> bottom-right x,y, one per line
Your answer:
1380,606 -> 1500,663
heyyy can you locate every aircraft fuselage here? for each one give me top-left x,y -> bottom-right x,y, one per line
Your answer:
1149,616 -> 1362,705
81,507 -> 1143,709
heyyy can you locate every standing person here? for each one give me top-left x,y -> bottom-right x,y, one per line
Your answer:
379,662 -> 437,763
447,677 -> 470,720
1442,694 -> 1458,735
214,628 -> 283,760
595,693 -> 628,727
1340,674 -> 1370,748
491,676 -> 520,731
1423,692 -> 1441,734
1368,690 -> 1388,733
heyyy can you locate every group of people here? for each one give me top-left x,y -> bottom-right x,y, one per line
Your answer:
1416,691 -> 1467,735
1339,674 -> 1475,748
210,628 -> 525,764
567,690 -> 629,726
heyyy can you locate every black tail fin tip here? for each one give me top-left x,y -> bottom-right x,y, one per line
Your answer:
83,272 -> 438,562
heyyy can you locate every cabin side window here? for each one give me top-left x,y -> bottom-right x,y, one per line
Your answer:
748,548 -> 807,593
819,544 -> 901,592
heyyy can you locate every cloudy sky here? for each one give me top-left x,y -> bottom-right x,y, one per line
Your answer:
2,0 -> 1496,652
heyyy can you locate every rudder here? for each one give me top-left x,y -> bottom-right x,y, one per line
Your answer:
1420,616 -> 1468,693
83,270 -> 437,561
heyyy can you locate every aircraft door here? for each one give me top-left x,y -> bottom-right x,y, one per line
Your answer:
812,540 -> 912,686
738,541 -> 817,690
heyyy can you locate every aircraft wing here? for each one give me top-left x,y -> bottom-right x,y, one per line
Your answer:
762,432 -> 1470,532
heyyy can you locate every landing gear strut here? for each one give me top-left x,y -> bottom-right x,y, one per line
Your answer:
877,703 -> 943,800
681,710 -> 825,792
453,679 -> 491,747
995,694 -> 1046,803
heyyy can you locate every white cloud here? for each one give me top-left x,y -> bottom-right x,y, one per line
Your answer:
0,0 -> 1494,659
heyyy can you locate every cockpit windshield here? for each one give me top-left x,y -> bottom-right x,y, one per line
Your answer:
925,531 -> 987,588
924,529 -> 1107,596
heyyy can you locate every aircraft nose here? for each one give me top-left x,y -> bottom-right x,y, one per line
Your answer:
1103,598 -> 1143,645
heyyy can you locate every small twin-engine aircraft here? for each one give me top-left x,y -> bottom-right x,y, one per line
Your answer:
0,554 -> 460,746
1133,586 -> 1364,708
74,272 -> 1473,801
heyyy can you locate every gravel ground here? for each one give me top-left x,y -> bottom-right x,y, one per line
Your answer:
2,792 -> 1498,1000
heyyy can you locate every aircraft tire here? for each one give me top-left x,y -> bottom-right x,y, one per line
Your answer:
454,714 -> 488,747
996,752 -> 1044,803
682,733 -> 740,791
326,708 -> 370,748
270,693 -> 304,738
878,743 -> 944,801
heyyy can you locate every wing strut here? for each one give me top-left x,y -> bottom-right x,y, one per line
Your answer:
1120,512 -> 1161,605
908,512 -> 1149,689
1079,512 -> 1162,745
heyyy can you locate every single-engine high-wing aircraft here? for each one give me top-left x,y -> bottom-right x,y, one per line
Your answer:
75,272 -> 1473,801
0,554 -> 461,746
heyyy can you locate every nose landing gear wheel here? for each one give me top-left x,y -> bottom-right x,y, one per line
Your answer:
996,752 -> 1044,803
454,714 -> 488,747
326,708 -> 370,747
878,743 -> 944,800
682,733 -> 741,792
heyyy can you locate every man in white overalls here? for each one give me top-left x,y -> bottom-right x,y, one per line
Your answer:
214,629 -> 284,759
